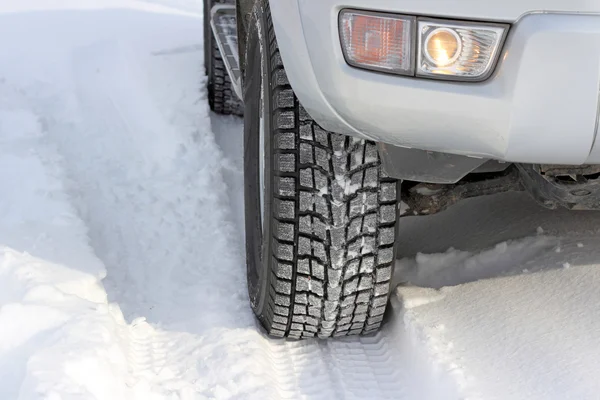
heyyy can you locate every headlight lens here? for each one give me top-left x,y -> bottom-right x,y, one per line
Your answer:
339,10 -> 415,76
417,20 -> 507,81
424,28 -> 462,67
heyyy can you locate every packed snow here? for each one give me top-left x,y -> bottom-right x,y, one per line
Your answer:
2,1 -> 600,399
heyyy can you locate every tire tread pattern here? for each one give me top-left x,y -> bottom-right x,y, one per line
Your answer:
261,6 -> 398,339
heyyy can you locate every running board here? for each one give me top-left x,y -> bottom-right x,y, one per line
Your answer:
210,5 -> 243,100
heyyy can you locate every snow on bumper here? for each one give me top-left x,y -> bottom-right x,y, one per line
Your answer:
270,1 -> 600,164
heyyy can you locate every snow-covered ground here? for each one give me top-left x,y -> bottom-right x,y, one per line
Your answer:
2,1 -> 600,399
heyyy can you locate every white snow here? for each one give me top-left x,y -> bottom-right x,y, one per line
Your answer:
396,193 -> 600,399
0,87 -> 128,399
3,1 -> 600,399
397,254 -> 600,399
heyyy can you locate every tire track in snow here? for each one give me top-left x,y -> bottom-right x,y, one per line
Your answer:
0,81 -> 138,399
42,38 -> 286,399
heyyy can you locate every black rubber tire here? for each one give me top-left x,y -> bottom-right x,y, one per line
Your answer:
243,0 -> 399,339
204,0 -> 243,116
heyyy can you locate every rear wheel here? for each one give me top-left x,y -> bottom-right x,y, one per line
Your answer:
243,1 -> 399,339
204,0 -> 243,116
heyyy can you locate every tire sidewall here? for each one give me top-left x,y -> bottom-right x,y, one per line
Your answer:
243,0 -> 273,320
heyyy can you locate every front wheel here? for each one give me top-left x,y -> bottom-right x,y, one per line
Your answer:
243,1 -> 399,339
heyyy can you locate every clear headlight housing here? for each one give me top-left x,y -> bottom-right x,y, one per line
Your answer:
417,20 -> 508,81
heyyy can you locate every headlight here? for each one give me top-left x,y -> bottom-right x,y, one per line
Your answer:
339,10 -> 509,82
417,20 -> 508,81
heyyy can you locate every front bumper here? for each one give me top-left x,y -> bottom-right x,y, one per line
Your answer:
270,1 -> 600,164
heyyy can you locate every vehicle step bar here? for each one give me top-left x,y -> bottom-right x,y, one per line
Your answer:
210,4 -> 243,99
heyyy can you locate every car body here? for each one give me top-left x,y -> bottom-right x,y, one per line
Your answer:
262,0 -> 600,177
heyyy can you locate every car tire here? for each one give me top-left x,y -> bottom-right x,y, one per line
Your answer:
243,0 -> 399,339
204,0 -> 243,116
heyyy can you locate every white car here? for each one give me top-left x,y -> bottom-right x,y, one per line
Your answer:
204,0 -> 600,339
